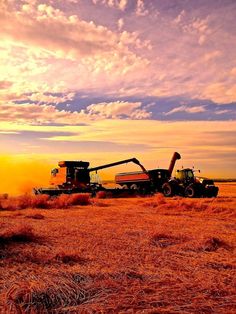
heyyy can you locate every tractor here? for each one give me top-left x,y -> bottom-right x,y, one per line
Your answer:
162,168 -> 219,198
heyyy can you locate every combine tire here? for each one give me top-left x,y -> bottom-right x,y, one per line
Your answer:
162,183 -> 175,197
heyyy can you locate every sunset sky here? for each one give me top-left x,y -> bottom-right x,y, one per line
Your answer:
0,0 -> 236,193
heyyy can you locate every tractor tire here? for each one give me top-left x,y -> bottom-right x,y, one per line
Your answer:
162,182 -> 175,197
185,184 -> 200,198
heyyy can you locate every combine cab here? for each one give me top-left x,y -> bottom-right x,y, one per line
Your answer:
162,168 -> 219,198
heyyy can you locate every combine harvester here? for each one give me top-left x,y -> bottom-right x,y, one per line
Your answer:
34,152 -> 218,197
34,158 -> 148,196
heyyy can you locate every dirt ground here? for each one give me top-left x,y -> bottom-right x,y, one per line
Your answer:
0,183 -> 236,313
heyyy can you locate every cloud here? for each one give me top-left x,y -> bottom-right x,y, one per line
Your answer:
1,0 -> 236,108
173,10 -> 186,24
215,109 -> 231,115
0,81 -> 13,89
86,101 -> 152,119
92,0 -> 128,11
28,92 -> 75,104
0,1 -> 144,61
0,102 -> 86,125
198,35 -> 206,45
230,67 -> 236,76
202,83 -> 236,104
165,105 -> 206,115
136,0 -> 148,16
181,16 -> 211,46
0,100 -> 151,125
0,1 -> 152,100
203,50 -> 222,62
1,4 -> 103,58
118,18 -> 124,30
119,0 -> 128,11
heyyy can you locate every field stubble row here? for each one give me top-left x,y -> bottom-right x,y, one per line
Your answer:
0,183 -> 235,313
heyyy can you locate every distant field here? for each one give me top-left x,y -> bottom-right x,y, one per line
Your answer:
0,183 -> 235,313
217,182 -> 236,197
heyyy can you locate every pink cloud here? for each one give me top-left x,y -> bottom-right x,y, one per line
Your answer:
165,105 -> 206,115
0,2 -> 144,60
87,101 -> 151,119
0,100 -> 151,125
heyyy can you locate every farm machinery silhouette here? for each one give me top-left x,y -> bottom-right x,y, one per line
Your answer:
34,152 -> 218,198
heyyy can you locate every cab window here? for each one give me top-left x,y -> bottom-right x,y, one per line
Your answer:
51,168 -> 58,176
187,170 -> 194,178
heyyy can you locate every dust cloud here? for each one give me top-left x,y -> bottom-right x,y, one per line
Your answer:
0,156 -> 52,195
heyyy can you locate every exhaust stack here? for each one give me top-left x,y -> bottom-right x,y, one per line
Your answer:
168,152 -> 181,176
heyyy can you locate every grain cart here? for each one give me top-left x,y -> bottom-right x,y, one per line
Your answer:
115,152 -> 181,193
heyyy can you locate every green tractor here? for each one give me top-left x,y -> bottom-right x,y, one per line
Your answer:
162,168 -> 219,198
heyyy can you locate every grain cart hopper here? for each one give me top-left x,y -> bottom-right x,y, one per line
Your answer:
115,152 -> 181,193
162,168 -> 219,198
34,158 -> 148,196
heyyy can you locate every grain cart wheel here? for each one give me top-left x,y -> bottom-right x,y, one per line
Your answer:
131,184 -> 138,190
121,184 -> 128,189
185,184 -> 199,198
130,184 -> 140,195
162,182 -> 175,197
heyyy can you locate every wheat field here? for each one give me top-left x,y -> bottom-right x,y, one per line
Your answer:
0,183 -> 235,313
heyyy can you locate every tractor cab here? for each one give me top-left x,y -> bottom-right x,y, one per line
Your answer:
50,161 -> 90,189
175,168 -> 195,186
